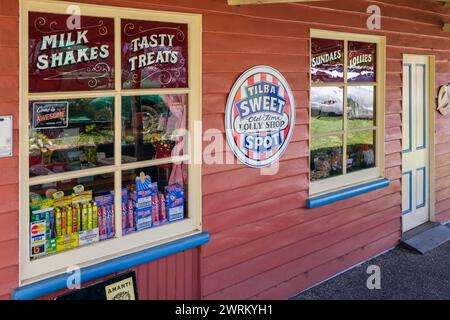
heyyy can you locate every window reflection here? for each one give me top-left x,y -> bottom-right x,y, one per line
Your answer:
347,130 -> 376,173
311,87 -> 344,134
310,135 -> 343,181
347,86 -> 375,129
121,95 -> 187,163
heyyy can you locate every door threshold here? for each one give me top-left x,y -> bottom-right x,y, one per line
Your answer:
401,222 -> 450,254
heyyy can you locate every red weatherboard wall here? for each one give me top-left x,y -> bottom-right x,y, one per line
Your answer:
1,0 -> 450,300
38,249 -> 201,300
0,0 -> 20,300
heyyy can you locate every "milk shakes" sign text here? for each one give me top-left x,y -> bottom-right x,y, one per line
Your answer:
36,30 -> 110,70
28,12 -> 115,92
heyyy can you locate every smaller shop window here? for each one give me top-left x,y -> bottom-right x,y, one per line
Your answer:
310,30 -> 385,195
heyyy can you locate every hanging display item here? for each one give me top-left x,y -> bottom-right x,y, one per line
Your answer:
225,66 -> 296,168
28,11 -> 115,92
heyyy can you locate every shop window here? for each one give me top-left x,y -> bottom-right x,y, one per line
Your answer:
310,31 -> 385,195
21,1 -> 201,283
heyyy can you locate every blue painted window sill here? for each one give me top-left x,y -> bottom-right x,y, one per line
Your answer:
306,179 -> 390,209
12,232 -> 210,300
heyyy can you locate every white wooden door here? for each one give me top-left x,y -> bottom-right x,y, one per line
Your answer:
402,55 -> 430,232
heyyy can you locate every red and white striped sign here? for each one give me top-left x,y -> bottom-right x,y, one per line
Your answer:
225,66 -> 295,168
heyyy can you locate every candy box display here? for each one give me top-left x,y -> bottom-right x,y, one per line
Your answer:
129,175 -> 157,209
165,184 -> 184,222
130,174 -> 154,232
94,194 -> 115,241
130,189 -> 153,209
152,193 -> 168,227
29,185 -> 116,260
56,233 -> 79,252
78,228 -> 100,246
120,188 -> 135,235
135,207 -> 152,231
29,173 -> 186,259
120,172 -> 178,235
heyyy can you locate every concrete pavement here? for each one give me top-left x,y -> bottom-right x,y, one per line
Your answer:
292,224 -> 450,300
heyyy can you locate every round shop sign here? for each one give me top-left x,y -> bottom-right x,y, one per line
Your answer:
225,66 -> 296,168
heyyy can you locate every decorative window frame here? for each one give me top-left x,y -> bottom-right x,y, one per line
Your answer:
19,0 -> 202,284
309,29 -> 386,196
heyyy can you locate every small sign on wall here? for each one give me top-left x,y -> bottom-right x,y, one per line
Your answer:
0,115 -> 13,158
437,83 -> 450,116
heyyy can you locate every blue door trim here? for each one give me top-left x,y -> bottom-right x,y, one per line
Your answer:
402,171 -> 413,215
416,167 -> 427,209
416,64 -> 427,151
402,63 -> 413,154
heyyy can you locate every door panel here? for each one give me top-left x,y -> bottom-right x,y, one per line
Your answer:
402,55 -> 429,232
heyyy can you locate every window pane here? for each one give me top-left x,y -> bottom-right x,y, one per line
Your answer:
121,19 -> 188,89
121,163 -> 187,235
29,98 -> 114,177
310,135 -> 343,181
121,95 -> 187,163
311,87 -> 344,134
347,130 -> 376,173
348,41 -> 376,82
311,38 -> 344,83
29,12 -> 115,93
347,86 -> 375,129
29,174 -> 115,260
